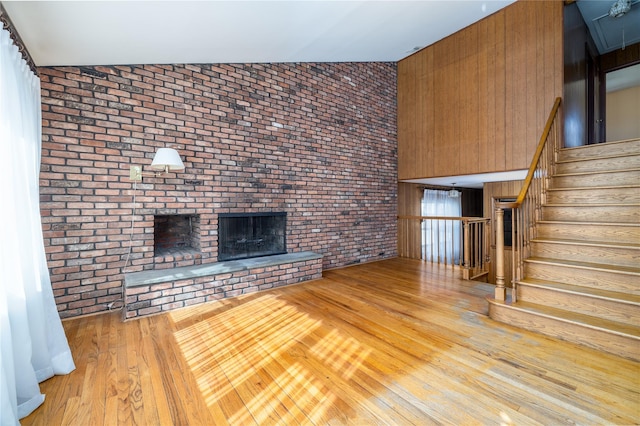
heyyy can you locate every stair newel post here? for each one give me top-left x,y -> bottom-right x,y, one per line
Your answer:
494,206 -> 506,300
463,219 -> 471,280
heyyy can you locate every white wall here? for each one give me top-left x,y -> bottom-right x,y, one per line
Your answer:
607,85 -> 640,141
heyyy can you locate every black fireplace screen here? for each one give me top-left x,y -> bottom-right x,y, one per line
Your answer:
218,212 -> 287,261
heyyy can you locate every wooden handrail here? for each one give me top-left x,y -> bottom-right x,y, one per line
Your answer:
494,97 -> 562,301
496,97 -> 562,210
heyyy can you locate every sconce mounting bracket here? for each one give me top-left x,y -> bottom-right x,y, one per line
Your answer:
130,165 -> 142,182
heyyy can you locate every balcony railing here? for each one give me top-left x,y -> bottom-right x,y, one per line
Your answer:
398,215 -> 491,280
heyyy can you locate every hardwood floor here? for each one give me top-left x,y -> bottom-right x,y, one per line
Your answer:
24,258 -> 640,425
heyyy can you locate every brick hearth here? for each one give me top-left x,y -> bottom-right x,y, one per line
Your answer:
124,251 -> 322,319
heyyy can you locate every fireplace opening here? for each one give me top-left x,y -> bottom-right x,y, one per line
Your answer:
154,214 -> 201,257
218,212 -> 287,261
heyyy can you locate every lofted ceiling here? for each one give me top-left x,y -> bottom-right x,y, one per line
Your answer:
2,0 -> 517,67
3,1 -> 634,190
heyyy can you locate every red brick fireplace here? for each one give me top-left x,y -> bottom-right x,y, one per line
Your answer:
39,62 -> 398,318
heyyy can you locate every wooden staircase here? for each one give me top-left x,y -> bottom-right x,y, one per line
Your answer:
488,138 -> 640,361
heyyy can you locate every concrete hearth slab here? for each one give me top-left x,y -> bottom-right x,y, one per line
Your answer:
124,251 -> 322,288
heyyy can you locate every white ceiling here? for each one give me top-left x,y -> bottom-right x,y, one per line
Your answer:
402,170 -> 528,189
3,0 -> 516,66
607,63 -> 640,92
3,1 -> 636,190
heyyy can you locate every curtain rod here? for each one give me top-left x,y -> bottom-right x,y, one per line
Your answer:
0,3 -> 38,76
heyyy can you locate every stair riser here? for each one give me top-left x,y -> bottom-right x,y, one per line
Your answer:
552,171 -> 640,188
542,205 -> 640,223
546,187 -> 640,204
531,242 -> 640,268
488,302 -> 640,361
517,284 -> 640,325
494,138 -> 640,360
524,262 -> 639,294
559,139 -> 640,161
556,155 -> 640,174
536,223 -> 640,244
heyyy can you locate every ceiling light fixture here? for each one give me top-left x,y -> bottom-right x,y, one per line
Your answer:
130,147 -> 185,182
609,0 -> 631,18
448,183 -> 460,198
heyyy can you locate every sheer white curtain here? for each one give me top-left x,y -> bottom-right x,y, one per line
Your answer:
421,189 -> 462,264
0,28 -> 75,424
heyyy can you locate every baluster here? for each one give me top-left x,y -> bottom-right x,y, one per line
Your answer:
427,218 -> 431,261
452,220 -> 455,268
494,207 -> 506,300
463,220 -> 470,279
486,220 -> 491,266
461,220 -> 465,268
513,208 -> 520,302
421,217 -> 425,260
442,220 -> 446,266
429,217 -> 434,262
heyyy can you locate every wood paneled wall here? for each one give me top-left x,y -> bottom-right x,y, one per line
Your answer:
398,0 -> 563,181
461,188 -> 483,217
397,183 -> 423,258
600,42 -> 640,72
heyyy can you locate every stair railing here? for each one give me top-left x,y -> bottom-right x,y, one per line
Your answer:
494,97 -> 562,301
397,215 -> 491,280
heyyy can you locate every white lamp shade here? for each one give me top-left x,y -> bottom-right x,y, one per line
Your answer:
150,148 -> 185,172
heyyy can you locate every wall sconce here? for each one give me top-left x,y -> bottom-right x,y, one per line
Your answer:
130,148 -> 185,182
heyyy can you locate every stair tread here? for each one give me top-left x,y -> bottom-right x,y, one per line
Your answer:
538,220 -> 640,227
543,203 -> 640,207
554,168 -> 640,178
560,138 -> 640,151
518,278 -> 640,305
559,138 -> 640,157
490,299 -> 640,338
547,185 -> 640,191
556,153 -> 640,164
526,256 -> 640,275
532,237 -> 640,249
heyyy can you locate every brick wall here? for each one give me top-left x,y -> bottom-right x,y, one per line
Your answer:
39,62 -> 398,318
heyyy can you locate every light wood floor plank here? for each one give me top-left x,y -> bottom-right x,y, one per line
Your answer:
22,258 -> 640,425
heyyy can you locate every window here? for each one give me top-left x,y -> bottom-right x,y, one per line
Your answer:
421,189 -> 462,263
